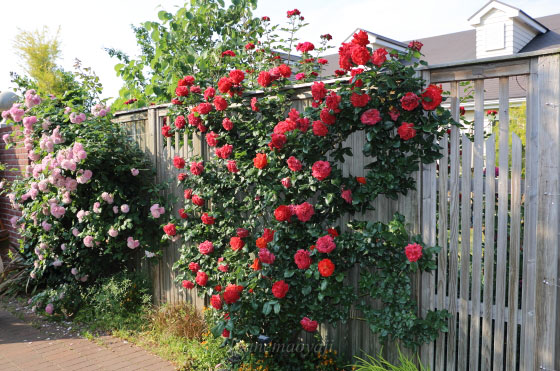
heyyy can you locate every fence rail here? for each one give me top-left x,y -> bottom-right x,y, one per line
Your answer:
114,50 -> 560,370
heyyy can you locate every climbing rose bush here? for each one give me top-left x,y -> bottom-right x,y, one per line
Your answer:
163,20 -> 452,349
3,78 -> 167,314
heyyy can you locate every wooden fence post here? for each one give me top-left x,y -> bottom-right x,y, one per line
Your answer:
535,53 -> 560,371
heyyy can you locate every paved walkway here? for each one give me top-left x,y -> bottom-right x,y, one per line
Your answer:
0,309 -> 176,370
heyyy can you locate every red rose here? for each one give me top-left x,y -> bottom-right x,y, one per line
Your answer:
218,77 -> 233,93
287,8 -> 301,17
351,45 -> 371,66
401,92 -> 420,111
325,92 -> 341,112
311,161 -> 331,181
277,64 -> 291,78
316,235 -> 336,253
171,98 -> 182,105
397,122 -> 416,140
262,16 -> 270,21
163,223 -> 176,236
300,317 -> 318,332
313,121 -> 328,136
297,117 -> 309,133
257,71 -> 272,87
230,237 -> 244,251
350,92 -> 370,107
256,237 -> 267,249
216,144 -> 233,159
271,280 -> 289,299
219,119 -> 233,132
274,119 -> 297,134
296,42 -> 315,53
198,240 -> 214,255
356,176 -> 366,184
196,271 -> 208,286
258,248 -> 275,265
371,48 -> 388,67
188,113 -> 201,127
352,30 -> 369,46
182,280 -> 194,289
161,125 -> 172,138
184,189 -> 193,199
389,107 -> 400,121
251,97 -> 259,112
334,69 -> 346,76
408,40 -> 423,51
274,205 -> 292,222
311,81 -> 327,102
196,103 -> 212,115
253,153 -> 267,169
263,228 -> 275,242
173,156 -> 185,169
295,202 -> 314,222
178,75 -> 195,86
321,33 -> 333,40
281,177 -> 291,188
204,87 -> 216,101
223,284 -> 243,304
421,84 -> 443,111
211,294 -> 222,310
229,69 -> 245,84
360,108 -> 381,126
287,156 -> 302,171
221,50 -> 236,57
294,249 -> 311,269
178,208 -> 188,219
201,213 -> 215,225
222,329 -> 230,338
192,195 -> 204,206
227,160 -> 239,173
318,259 -> 335,277
245,42 -> 255,50
190,161 -> 204,175
214,285 -> 222,292
189,262 -> 200,273
341,189 -> 352,204
318,58 -> 328,65
327,228 -> 339,237
251,258 -> 261,271
175,115 -> 186,129
214,96 -> 228,111
320,108 -> 336,125
460,106 -> 466,116
269,133 -> 287,150
175,86 -> 190,97
190,85 -> 201,93
236,228 -> 249,238
405,243 -> 423,262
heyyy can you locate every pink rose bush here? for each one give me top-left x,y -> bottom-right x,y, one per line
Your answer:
2,79 -> 168,315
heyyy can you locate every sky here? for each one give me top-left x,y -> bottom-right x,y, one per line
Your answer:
1,0 -> 559,102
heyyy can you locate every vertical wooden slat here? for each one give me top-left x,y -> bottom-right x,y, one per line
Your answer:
520,57 -> 539,371
420,153 -> 437,370
470,79 -> 484,371
435,133 -> 448,371
481,134 -> 496,371
493,76 -> 510,371
447,82 -> 460,371
535,53 -> 559,371
506,133 -> 522,370
458,134 -> 472,371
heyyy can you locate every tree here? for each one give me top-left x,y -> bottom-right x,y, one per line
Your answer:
13,26 -> 66,96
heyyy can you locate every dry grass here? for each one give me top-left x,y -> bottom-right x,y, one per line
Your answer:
149,302 -> 207,340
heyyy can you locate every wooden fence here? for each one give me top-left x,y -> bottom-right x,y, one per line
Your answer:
114,49 -> 560,370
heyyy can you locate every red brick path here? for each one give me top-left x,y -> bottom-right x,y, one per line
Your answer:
0,310 -> 176,370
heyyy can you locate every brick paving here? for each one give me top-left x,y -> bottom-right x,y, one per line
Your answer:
0,309 -> 176,371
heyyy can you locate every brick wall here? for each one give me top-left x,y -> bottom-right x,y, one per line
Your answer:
0,126 -> 28,248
